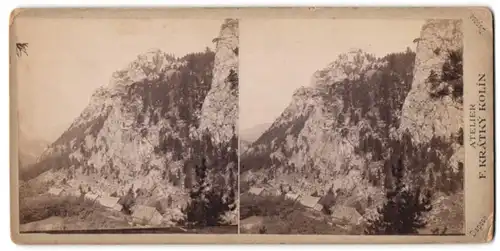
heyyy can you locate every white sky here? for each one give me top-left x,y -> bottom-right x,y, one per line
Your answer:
239,19 -> 425,130
14,18 -> 222,142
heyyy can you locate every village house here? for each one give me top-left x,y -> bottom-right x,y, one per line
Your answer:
248,187 -> 264,196
330,205 -> 363,225
298,194 -> 321,209
112,203 -> 123,212
285,192 -> 300,201
131,205 -> 163,226
261,187 -> 281,196
62,187 -> 81,197
84,191 -> 100,202
97,196 -> 122,211
47,187 -> 64,196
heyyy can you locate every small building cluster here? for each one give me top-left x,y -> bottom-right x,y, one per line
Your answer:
248,187 -> 281,197
246,186 -> 363,226
247,186 -> 325,212
45,185 -> 165,226
98,196 -> 123,212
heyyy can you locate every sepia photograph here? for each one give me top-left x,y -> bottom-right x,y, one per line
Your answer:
239,19 -> 464,235
9,7 -> 493,244
14,17 -> 239,234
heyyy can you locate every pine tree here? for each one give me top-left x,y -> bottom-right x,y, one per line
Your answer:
184,157 -> 209,226
227,165 -> 236,206
184,157 -> 230,227
16,43 -> 29,57
227,69 -> 238,90
183,162 -> 193,189
205,188 -> 230,226
119,186 -> 136,215
365,158 -> 433,235
229,129 -> 238,163
428,168 -> 435,188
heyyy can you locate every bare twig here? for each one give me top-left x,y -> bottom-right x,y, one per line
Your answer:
16,43 -> 29,57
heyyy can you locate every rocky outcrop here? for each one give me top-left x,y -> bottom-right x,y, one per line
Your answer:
399,19 -> 464,174
400,19 -> 463,143
242,19 -> 464,233
199,19 -> 239,144
399,19 -> 464,233
311,48 -> 381,85
242,49 -> 412,204
24,20 -> 238,224
28,48 -> 214,215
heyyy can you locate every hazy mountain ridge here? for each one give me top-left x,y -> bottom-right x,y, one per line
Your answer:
242,19 -> 463,233
18,131 -> 49,169
240,123 -> 272,143
22,19 -> 239,225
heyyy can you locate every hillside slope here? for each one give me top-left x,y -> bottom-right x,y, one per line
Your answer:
241,20 -> 463,234
22,19 -> 239,225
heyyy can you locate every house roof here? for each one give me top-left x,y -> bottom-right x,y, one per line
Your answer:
98,196 -> 120,208
132,205 -> 161,222
113,204 -> 123,211
48,187 -> 64,195
248,187 -> 264,196
331,205 -> 362,224
262,187 -> 281,195
84,192 -> 100,201
299,195 -> 321,208
285,192 -> 299,201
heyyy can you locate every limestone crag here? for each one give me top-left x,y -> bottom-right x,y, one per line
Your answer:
400,20 -> 463,144
25,20 -> 238,224
242,49 -> 400,205
311,49 -> 383,86
242,19 -> 464,233
199,19 -> 239,144
30,49 -> 212,215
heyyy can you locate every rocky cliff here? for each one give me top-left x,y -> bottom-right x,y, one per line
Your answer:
199,19 -> 239,144
23,19 -> 239,225
400,19 -> 464,171
401,20 -> 463,141
399,19 -> 464,233
242,48 -> 412,206
242,20 -> 463,233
